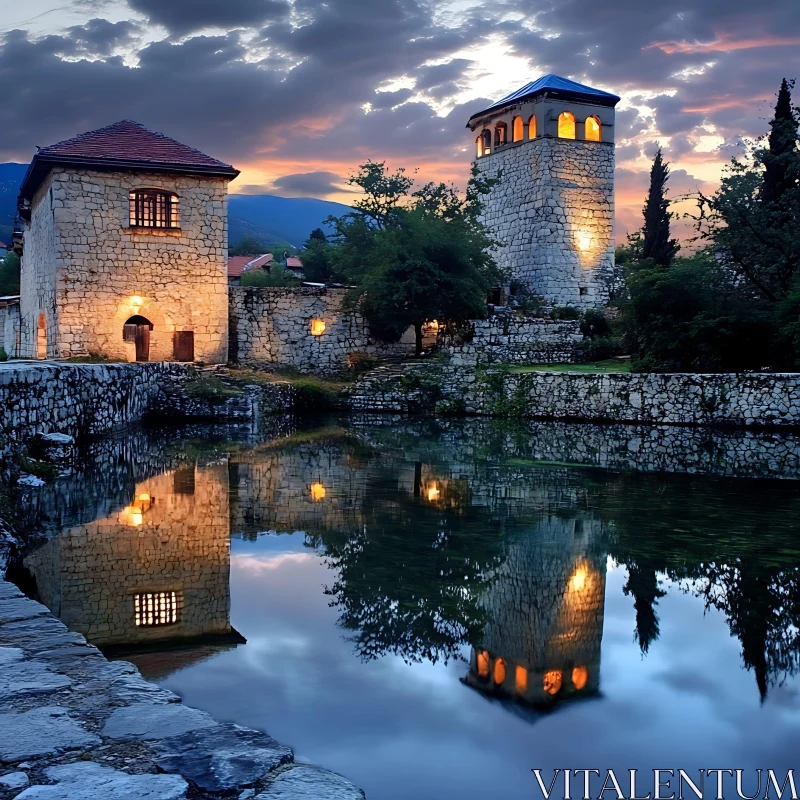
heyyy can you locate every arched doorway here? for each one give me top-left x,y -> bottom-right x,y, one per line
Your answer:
123,315 -> 153,362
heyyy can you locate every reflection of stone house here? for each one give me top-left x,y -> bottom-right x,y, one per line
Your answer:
17,120 -> 239,362
25,464 -> 236,648
463,516 -> 607,711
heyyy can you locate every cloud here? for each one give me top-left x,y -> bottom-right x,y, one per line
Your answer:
127,0 -> 291,35
269,171 -> 353,198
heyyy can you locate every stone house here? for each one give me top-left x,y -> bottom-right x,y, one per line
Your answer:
468,74 -> 619,309
17,120 -> 239,363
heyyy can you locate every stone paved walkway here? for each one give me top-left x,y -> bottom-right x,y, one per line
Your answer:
0,580 -> 364,799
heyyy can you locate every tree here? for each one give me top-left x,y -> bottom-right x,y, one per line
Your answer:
301,229 -> 335,283
762,78 -> 799,206
640,148 -> 679,266
0,251 -> 20,296
329,162 -> 503,355
229,236 -> 270,256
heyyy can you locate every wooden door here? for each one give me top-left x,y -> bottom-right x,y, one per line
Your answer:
134,326 -> 150,362
173,331 -> 194,362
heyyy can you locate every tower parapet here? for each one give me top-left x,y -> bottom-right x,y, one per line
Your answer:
468,74 -> 619,309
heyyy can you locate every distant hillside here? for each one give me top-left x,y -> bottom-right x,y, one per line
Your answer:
227,194 -> 351,248
0,163 -> 28,244
0,163 -> 350,249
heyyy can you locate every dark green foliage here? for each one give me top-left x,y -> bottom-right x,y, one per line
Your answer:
762,78 -> 799,205
240,263 -> 301,287
229,236 -> 272,256
0,251 -> 20,296
327,161 -> 504,355
301,230 -> 335,283
619,252 -> 774,372
551,305 -> 581,320
0,348 -> 7,362
640,148 -> 679,266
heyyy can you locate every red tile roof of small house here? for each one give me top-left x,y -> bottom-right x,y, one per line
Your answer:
227,253 -> 274,278
285,256 -> 303,269
19,120 -> 239,206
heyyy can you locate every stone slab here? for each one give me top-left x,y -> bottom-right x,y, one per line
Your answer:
0,706 -> 100,762
0,597 -> 50,625
0,771 -> 29,789
0,655 -> 72,698
153,723 -> 292,792
102,703 -> 217,741
16,762 -> 187,800
257,765 -> 365,800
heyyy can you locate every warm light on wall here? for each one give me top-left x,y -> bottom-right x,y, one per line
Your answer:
558,111 -> 576,139
543,669 -> 563,696
129,295 -> 144,311
477,650 -> 489,678
426,482 -> 440,503
578,233 -> 592,251
494,658 -> 506,686
570,565 -> 588,592
310,482 -> 327,501
572,665 -> 588,690
119,506 -> 144,527
515,665 -> 528,694
310,319 -> 326,336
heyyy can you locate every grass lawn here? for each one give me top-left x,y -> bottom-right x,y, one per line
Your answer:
509,358 -> 632,374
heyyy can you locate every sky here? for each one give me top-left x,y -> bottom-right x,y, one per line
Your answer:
1,0 -> 798,237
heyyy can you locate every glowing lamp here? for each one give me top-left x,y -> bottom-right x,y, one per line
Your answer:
310,482 -> 326,501
426,482 -> 440,503
578,234 -> 592,251
543,669 -> 563,696
572,665 -> 588,690
310,319 -> 326,336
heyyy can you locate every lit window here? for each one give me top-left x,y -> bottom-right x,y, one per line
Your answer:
558,111 -> 576,139
585,116 -> 601,141
515,665 -> 528,694
476,136 -> 482,158
310,319 -> 326,336
477,650 -> 490,678
512,116 -> 524,142
134,592 -> 179,627
572,666 -> 588,690
482,129 -> 492,155
129,189 -> 179,229
528,115 -> 536,139
543,669 -> 563,695
494,657 -> 506,685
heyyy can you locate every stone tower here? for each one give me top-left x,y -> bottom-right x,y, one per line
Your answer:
468,74 -> 619,309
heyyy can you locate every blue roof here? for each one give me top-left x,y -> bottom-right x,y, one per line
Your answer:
468,74 -> 620,122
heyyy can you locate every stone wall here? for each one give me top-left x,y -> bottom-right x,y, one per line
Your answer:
229,286 -> 414,374
441,316 -> 582,365
351,364 -> 800,429
0,301 -> 20,358
20,168 -> 229,363
475,137 -> 615,309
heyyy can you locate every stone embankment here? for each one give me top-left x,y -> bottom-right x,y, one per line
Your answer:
350,363 -> 800,429
0,578 -> 363,799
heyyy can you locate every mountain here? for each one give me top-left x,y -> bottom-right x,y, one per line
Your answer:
0,163 -> 28,243
227,194 -> 351,248
0,163 -> 350,249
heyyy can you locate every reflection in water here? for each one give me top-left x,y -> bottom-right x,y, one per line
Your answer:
23,463 -> 242,667
11,416 -> 800,755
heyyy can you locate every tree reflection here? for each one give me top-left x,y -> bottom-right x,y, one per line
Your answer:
311,464 -> 508,665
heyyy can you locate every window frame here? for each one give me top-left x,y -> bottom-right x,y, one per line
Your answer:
129,188 -> 180,230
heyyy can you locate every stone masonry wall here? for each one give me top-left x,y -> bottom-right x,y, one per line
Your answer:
441,316 -> 582,365
351,365 -> 800,429
229,286 -> 414,374
21,168 -> 229,363
475,137 -> 615,309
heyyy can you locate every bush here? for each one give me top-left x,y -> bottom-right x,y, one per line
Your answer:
0,348 -> 7,362
552,305 -> 581,321
241,264 -> 301,288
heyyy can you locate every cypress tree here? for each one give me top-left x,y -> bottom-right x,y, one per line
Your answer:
762,78 -> 799,205
640,147 -> 679,267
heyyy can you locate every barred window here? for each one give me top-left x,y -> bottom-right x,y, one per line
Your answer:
129,189 -> 180,229
134,591 -> 180,627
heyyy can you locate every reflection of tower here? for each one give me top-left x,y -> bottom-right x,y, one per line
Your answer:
24,463 -> 239,650
464,515 -> 606,710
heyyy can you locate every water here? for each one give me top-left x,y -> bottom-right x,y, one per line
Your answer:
12,417 -> 800,799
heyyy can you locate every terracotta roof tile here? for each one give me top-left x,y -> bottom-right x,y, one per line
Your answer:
227,253 -> 273,278
285,256 -> 303,269
38,120 -> 237,172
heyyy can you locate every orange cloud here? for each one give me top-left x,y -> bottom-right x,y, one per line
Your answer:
646,33 -> 800,54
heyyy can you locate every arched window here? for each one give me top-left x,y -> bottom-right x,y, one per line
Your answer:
512,116 -> 524,142
585,115 -> 601,141
558,111 -> 576,139
476,136 -> 482,158
481,129 -> 492,155
528,115 -> 537,139
129,189 -> 179,229
494,121 -> 507,147
493,657 -> 506,686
